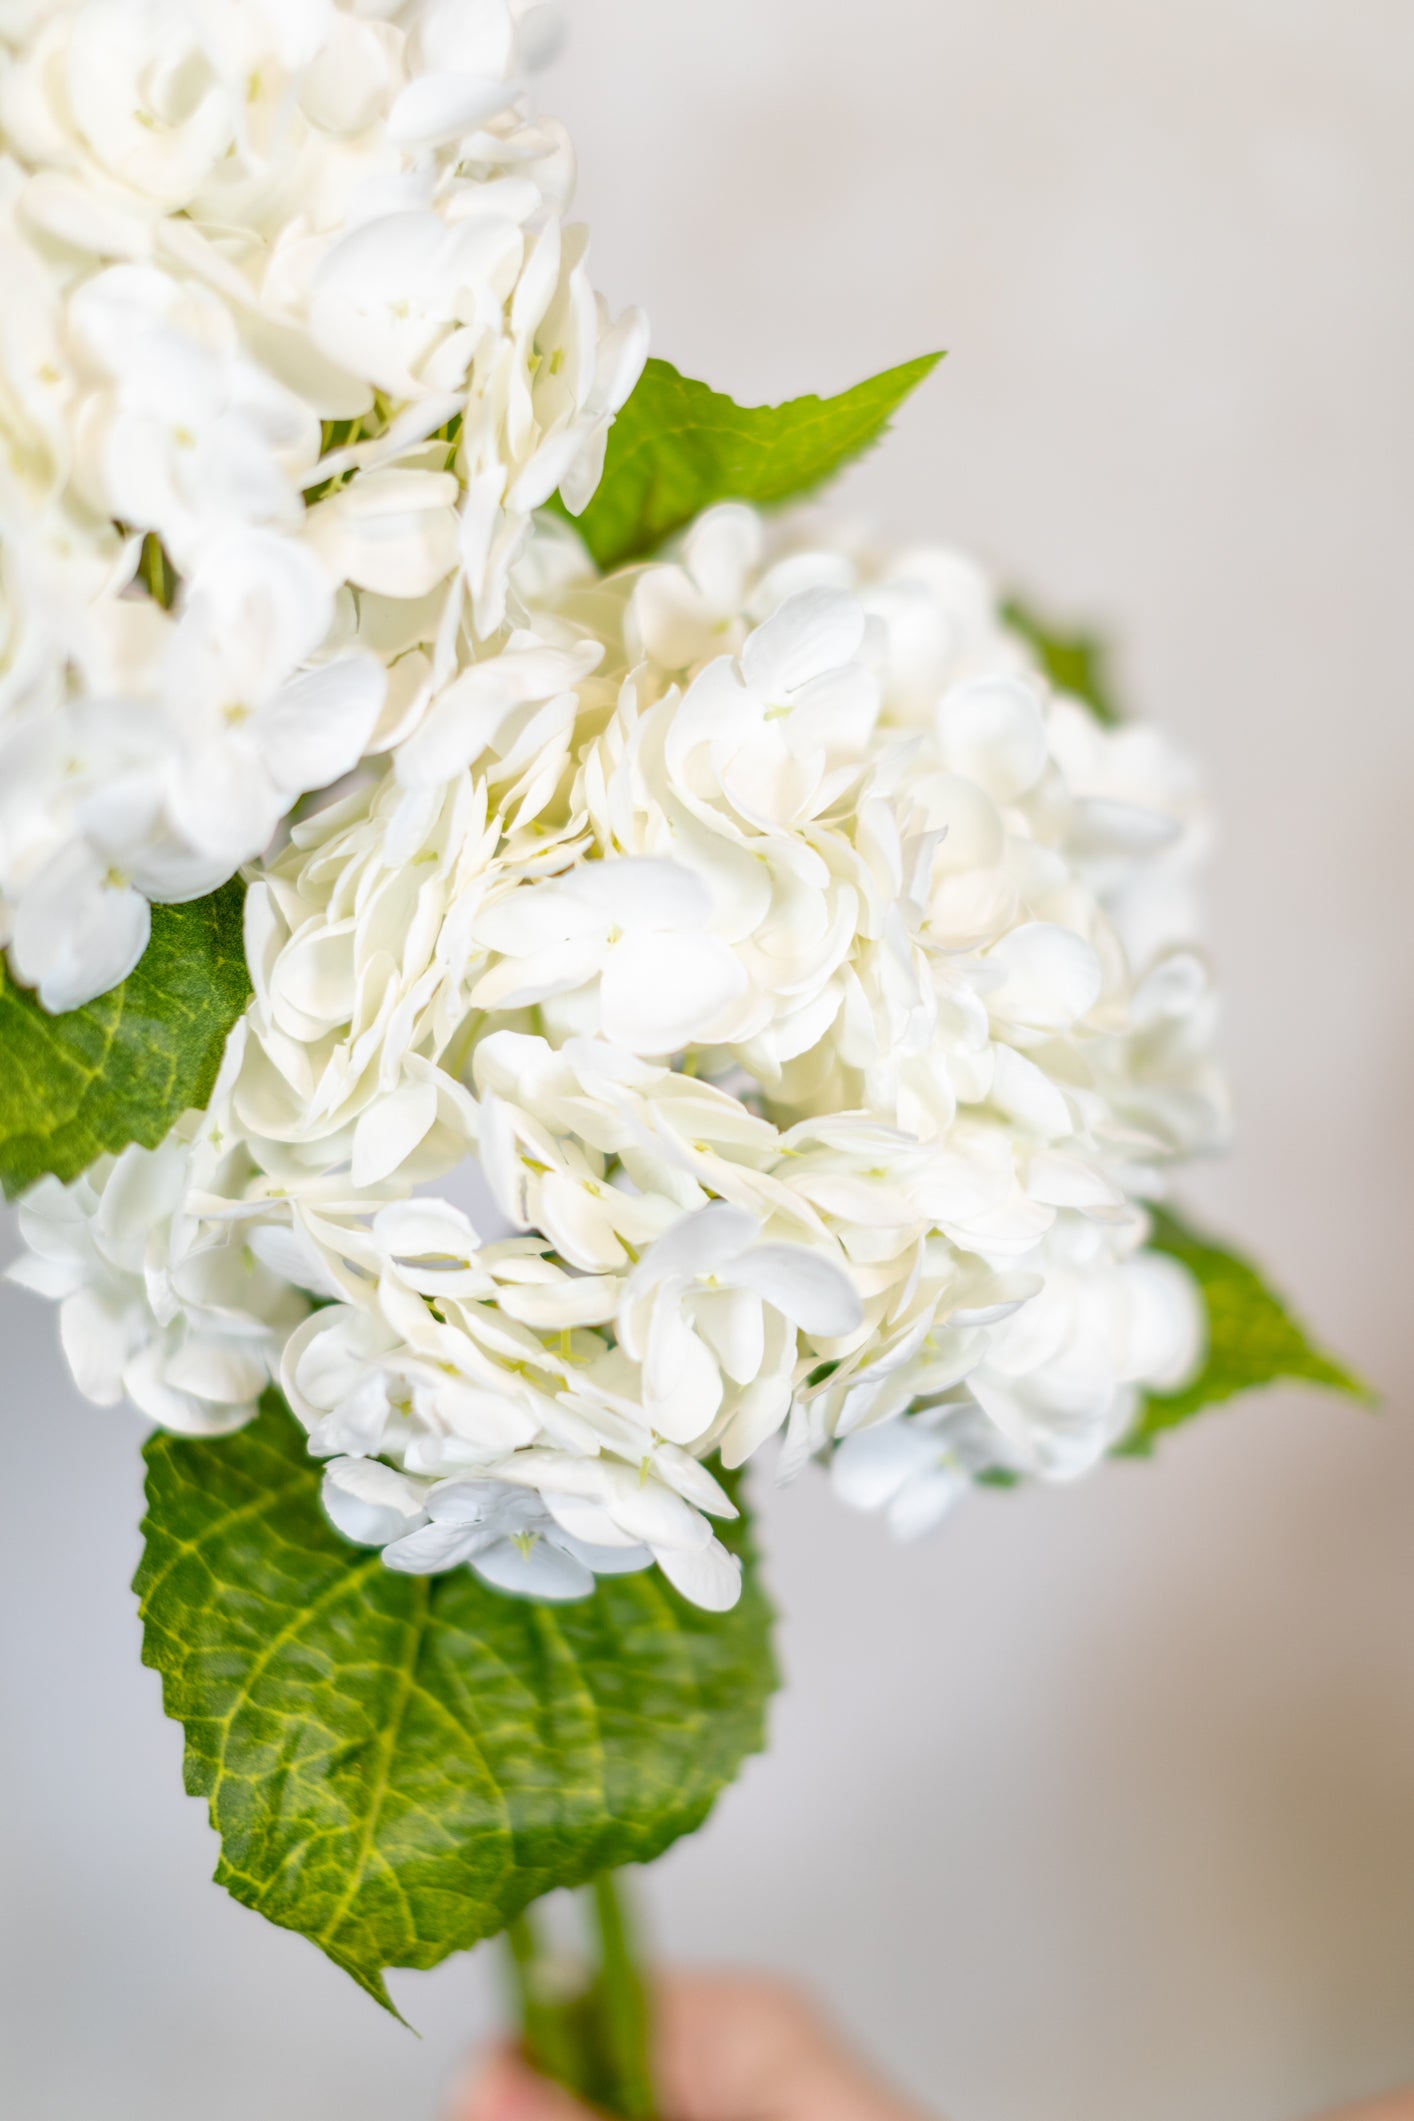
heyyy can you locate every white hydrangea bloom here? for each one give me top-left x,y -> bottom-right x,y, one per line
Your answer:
6,1026 -> 307,1430
10,489 -> 1228,1611
0,0 -> 646,1010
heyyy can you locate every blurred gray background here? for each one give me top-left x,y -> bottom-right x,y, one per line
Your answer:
4,2 -> 1413,2115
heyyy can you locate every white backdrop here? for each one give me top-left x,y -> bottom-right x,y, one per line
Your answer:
4,4 -> 1414,2116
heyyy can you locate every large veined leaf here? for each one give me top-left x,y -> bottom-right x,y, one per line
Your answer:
1122,1205 -> 1370,1455
135,1395 -> 778,2012
565,353 -> 943,570
0,882 -> 250,1201
1001,595 -> 1122,726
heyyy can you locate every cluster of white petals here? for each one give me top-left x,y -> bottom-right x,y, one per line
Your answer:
0,0 -> 645,1008
8,1022 -> 304,1431
12,485 -> 1229,1608
0,0 -> 1230,1616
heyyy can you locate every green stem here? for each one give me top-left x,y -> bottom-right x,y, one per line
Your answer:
138,531 -> 177,610
589,1872 -> 657,2119
504,1907 -> 590,2093
500,1874 -> 660,2118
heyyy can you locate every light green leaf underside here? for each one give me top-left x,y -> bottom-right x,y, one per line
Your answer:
1122,1204 -> 1371,1456
1001,595 -> 1123,726
565,353 -> 944,570
135,1395 -> 778,2011
0,882 -> 250,1200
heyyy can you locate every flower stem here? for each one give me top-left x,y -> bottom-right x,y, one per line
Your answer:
138,530 -> 177,610
587,1872 -> 657,2118
504,1907 -> 592,2094
501,1873 -> 660,2118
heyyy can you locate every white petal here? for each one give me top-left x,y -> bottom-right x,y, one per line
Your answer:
373,1198 -> 481,1261
599,932 -> 746,1054
96,1140 -> 185,1248
387,72 -> 513,148
729,1243 -> 863,1337
888,1464 -> 970,1540
178,528 -> 333,695
163,1336 -> 267,1406
990,1044 -> 1073,1139
123,1342 -> 252,1436
306,1372 -> 396,1460
741,589 -> 865,698
497,1276 -> 619,1330
471,1535 -> 596,1602
59,1287 -> 133,1406
719,1372 -> 793,1469
644,1301 -> 723,1443
473,879 -> 595,957
936,677 -> 1048,802
686,504 -> 762,608
543,1496 -> 644,1550
987,922 -> 1102,1031
632,566 -> 715,670
1121,1253 -> 1204,1392
300,19 -> 394,133
624,1201 -> 757,1303
424,1478 -> 506,1526
170,746 -> 282,874
323,1459 -> 430,1547
418,0 -> 517,76
428,1382 -> 539,1454
653,1537 -> 743,1612
1027,1151 -> 1124,1212
270,925 -> 355,1028
11,844 -> 151,1013
305,471 -> 460,600
396,648 -> 592,790
535,1171 -> 627,1272
383,1520 -> 483,1573
647,1441 -> 739,1517
351,1079 -> 439,1187
600,1464 -> 714,1550
554,1533 -> 652,1577
565,857 -> 710,933
246,1222 -> 342,1297
259,654 -> 386,797
1070,797 -> 1182,857
832,1420 -> 942,1512
692,1286 -> 765,1386
6,1250 -> 86,1301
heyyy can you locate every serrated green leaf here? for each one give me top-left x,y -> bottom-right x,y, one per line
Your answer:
1001,596 -> 1123,726
1121,1205 -> 1371,1456
0,882 -> 250,1201
564,353 -> 943,570
135,1394 -> 778,2011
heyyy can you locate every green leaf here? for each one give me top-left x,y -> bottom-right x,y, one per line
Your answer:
564,353 -> 943,570
1001,595 -> 1123,726
0,882 -> 250,1201
1121,1204 -> 1371,1456
135,1394 -> 778,2012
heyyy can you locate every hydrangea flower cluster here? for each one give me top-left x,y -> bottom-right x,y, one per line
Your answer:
4,6 -> 1228,1614
0,0 -> 645,1008
13,493 -> 1227,1607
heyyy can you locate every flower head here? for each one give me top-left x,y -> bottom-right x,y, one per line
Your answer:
2,26 -> 1225,1618
0,0 -> 645,1011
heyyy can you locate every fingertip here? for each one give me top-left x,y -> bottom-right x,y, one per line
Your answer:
455,2046 -> 585,2121
654,1967 -> 835,2116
